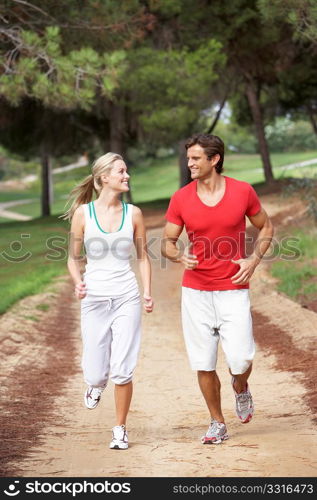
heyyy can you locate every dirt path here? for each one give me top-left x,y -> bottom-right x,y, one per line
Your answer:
0,200 -> 35,221
0,195 -> 316,477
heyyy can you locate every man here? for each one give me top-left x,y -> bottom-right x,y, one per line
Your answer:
161,133 -> 273,444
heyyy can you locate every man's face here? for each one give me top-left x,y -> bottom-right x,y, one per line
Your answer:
187,144 -> 219,180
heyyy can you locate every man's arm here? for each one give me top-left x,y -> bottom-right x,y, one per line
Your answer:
161,222 -> 199,269
231,207 -> 274,285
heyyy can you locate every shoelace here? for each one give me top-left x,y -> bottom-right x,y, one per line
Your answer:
112,426 -> 128,442
88,388 -> 101,401
236,391 -> 250,412
207,421 -> 224,437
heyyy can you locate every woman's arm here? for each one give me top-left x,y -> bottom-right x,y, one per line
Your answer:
67,206 -> 87,300
133,206 -> 153,313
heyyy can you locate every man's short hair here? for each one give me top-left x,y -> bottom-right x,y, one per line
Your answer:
185,133 -> 224,174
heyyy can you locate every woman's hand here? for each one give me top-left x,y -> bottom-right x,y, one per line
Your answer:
143,293 -> 154,313
75,281 -> 87,300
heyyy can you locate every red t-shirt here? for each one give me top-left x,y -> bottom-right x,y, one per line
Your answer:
165,176 -> 261,291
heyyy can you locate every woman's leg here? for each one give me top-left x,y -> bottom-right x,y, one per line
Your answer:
114,382 -> 133,426
81,300 -> 112,388
110,294 -> 141,426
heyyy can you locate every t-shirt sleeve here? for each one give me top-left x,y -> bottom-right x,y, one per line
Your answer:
246,185 -> 261,216
165,193 -> 184,226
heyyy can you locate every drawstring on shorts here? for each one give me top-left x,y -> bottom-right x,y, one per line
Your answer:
104,298 -> 112,312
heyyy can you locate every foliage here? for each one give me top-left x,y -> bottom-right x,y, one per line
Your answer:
282,175 -> 317,221
123,40 -> 225,144
0,26 -> 127,111
258,0 -> 317,45
213,119 -> 258,154
265,118 -> 317,152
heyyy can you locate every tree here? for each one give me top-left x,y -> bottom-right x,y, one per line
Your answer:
0,97 -> 96,215
0,0 -> 150,214
122,41 -> 225,185
132,0 -> 280,184
259,0 -> 317,137
258,0 -> 317,46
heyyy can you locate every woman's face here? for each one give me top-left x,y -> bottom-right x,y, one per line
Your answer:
102,160 -> 130,192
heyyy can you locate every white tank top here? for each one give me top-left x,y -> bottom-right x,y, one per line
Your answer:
82,201 -> 139,298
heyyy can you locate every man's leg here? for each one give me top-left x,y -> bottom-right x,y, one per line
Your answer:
230,363 -> 252,393
215,290 -> 255,424
198,370 -> 229,444
197,370 -> 224,423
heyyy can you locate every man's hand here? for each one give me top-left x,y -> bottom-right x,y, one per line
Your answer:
231,257 -> 259,284
180,244 -> 199,270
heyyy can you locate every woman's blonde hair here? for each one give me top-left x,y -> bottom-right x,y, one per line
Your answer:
60,152 -> 123,221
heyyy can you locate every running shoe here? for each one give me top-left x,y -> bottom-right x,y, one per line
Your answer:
84,386 -> 103,409
201,420 -> 229,444
109,425 -> 129,450
232,377 -> 254,423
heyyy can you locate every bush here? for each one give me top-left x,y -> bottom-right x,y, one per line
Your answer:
265,118 -> 317,152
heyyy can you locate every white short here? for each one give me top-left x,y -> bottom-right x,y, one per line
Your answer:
80,290 -> 141,387
181,287 -> 255,375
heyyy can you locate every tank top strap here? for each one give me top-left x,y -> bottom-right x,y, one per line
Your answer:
82,202 -> 93,227
87,201 -> 93,219
125,202 -> 134,229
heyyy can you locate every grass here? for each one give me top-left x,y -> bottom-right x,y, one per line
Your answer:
0,216 -> 70,314
1,151 -> 317,219
0,198 -> 166,315
270,226 -> 317,300
23,315 -> 40,322
36,303 -> 50,312
1,150 -> 317,315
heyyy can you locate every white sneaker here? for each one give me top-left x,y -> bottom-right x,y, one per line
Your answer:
84,386 -> 103,409
109,425 -> 129,450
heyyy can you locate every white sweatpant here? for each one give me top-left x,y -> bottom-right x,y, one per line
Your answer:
181,287 -> 255,375
80,290 -> 141,387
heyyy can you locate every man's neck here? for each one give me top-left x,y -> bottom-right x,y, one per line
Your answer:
197,173 -> 224,193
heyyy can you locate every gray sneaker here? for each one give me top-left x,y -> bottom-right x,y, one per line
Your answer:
232,378 -> 254,423
201,420 -> 229,444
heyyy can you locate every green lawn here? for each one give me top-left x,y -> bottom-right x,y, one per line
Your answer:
1,150 -> 317,315
270,226 -> 317,300
1,151 -> 317,218
0,216 -> 70,314
0,198 -> 168,315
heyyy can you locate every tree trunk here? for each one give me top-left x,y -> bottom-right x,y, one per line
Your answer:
206,95 -> 227,134
110,102 -> 125,155
306,103 -> 317,135
179,138 -> 191,187
178,97 -> 227,188
245,81 -> 274,183
41,149 -> 52,217
109,101 -> 133,203
110,102 -> 133,204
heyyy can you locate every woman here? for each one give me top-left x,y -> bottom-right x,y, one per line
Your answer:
62,152 -> 153,450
